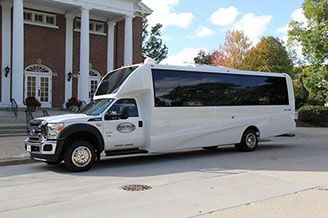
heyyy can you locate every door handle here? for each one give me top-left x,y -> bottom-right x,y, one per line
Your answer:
138,121 -> 143,128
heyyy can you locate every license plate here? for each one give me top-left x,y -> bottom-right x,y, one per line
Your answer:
26,145 -> 31,152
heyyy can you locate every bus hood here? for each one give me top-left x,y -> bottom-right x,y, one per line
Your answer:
34,113 -> 91,124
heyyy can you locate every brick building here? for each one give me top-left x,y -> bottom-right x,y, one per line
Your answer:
0,0 -> 151,108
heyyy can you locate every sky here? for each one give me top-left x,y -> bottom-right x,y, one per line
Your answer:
142,0 -> 306,65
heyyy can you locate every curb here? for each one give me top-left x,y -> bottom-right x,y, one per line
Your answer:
0,158 -> 36,167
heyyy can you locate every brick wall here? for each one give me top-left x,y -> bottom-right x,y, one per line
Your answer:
133,17 -> 143,64
1,12 -> 144,107
115,17 -> 144,69
24,13 -> 66,107
115,20 -> 125,69
72,20 -> 108,99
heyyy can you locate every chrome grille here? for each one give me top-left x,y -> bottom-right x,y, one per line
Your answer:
27,120 -> 46,143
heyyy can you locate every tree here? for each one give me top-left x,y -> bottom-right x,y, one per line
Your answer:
194,50 -> 213,65
242,36 -> 293,74
214,30 -> 252,68
288,0 -> 328,103
288,0 -> 328,64
194,30 -> 251,68
142,19 -> 168,63
302,65 -> 328,104
292,66 -> 309,108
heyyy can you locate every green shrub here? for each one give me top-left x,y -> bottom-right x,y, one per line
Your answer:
298,105 -> 328,127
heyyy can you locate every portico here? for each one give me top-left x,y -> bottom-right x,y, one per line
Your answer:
0,0 -> 152,108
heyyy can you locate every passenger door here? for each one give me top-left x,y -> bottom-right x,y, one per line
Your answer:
102,99 -> 145,150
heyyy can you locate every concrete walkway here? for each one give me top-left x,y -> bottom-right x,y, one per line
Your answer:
0,136 -> 31,165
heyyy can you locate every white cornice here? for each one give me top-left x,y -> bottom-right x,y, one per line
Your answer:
134,1 -> 152,17
24,3 -> 65,14
52,0 -> 135,15
22,0 -> 151,19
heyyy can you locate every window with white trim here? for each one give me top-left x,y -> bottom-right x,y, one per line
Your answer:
23,10 -> 57,28
24,12 -> 33,21
75,19 -> 106,35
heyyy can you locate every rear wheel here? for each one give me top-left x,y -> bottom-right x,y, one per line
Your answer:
235,129 -> 258,152
64,140 -> 96,172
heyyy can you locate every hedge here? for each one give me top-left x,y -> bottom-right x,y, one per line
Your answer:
298,105 -> 328,127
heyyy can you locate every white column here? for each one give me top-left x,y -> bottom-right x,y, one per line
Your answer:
12,0 -> 24,106
64,14 -> 74,106
107,21 -> 116,72
1,1 -> 12,106
79,7 -> 90,103
124,15 -> 133,65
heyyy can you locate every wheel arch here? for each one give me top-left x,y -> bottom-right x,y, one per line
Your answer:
58,124 -> 105,155
240,125 -> 260,142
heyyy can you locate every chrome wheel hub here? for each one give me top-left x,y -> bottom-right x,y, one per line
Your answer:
246,133 -> 257,148
72,146 -> 92,167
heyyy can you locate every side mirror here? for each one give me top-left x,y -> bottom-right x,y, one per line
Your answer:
105,113 -> 118,120
120,107 -> 129,120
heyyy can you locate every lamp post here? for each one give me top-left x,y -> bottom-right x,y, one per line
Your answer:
67,71 -> 72,82
4,65 -> 10,77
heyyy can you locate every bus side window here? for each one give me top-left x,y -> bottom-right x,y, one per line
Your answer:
106,99 -> 139,118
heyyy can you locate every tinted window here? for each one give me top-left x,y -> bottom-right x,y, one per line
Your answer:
152,69 -> 289,107
106,99 -> 139,117
96,67 -> 137,96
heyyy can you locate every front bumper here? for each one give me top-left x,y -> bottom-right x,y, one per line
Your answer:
24,139 -> 63,162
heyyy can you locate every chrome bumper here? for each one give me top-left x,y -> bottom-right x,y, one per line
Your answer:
24,139 -> 57,155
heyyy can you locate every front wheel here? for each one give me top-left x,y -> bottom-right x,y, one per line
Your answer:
64,140 -> 96,172
235,129 -> 258,152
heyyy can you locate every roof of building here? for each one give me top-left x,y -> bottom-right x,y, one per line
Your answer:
134,1 -> 153,17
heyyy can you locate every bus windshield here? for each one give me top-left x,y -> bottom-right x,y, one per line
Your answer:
95,66 -> 138,96
79,98 -> 114,116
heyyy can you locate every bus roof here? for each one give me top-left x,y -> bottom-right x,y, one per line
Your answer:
143,58 -> 289,78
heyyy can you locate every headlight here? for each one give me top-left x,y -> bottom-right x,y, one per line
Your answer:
47,123 -> 64,139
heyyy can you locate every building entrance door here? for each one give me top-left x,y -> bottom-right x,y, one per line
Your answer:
89,69 -> 101,100
25,65 -> 52,108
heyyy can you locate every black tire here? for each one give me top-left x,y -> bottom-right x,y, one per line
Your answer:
64,140 -> 96,172
202,146 -> 218,151
235,129 -> 258,152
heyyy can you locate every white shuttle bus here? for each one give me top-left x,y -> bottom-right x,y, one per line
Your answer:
25,59 -> 296,171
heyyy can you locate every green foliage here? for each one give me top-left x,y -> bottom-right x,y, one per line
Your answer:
242,36 -> 293,74
288,0 -> 328,64
298,105 -> 328,127
142,19 -> 168,63
194,50 -> 213,65
292,66 -> 308,108
288,0 -> 327,104
293,78 -> 309,109
302,65 -> 328,103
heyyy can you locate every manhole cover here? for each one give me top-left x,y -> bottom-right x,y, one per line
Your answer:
120,184 -> 152,192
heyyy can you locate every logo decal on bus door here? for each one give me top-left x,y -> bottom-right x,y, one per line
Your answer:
116,122 -> 136,133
